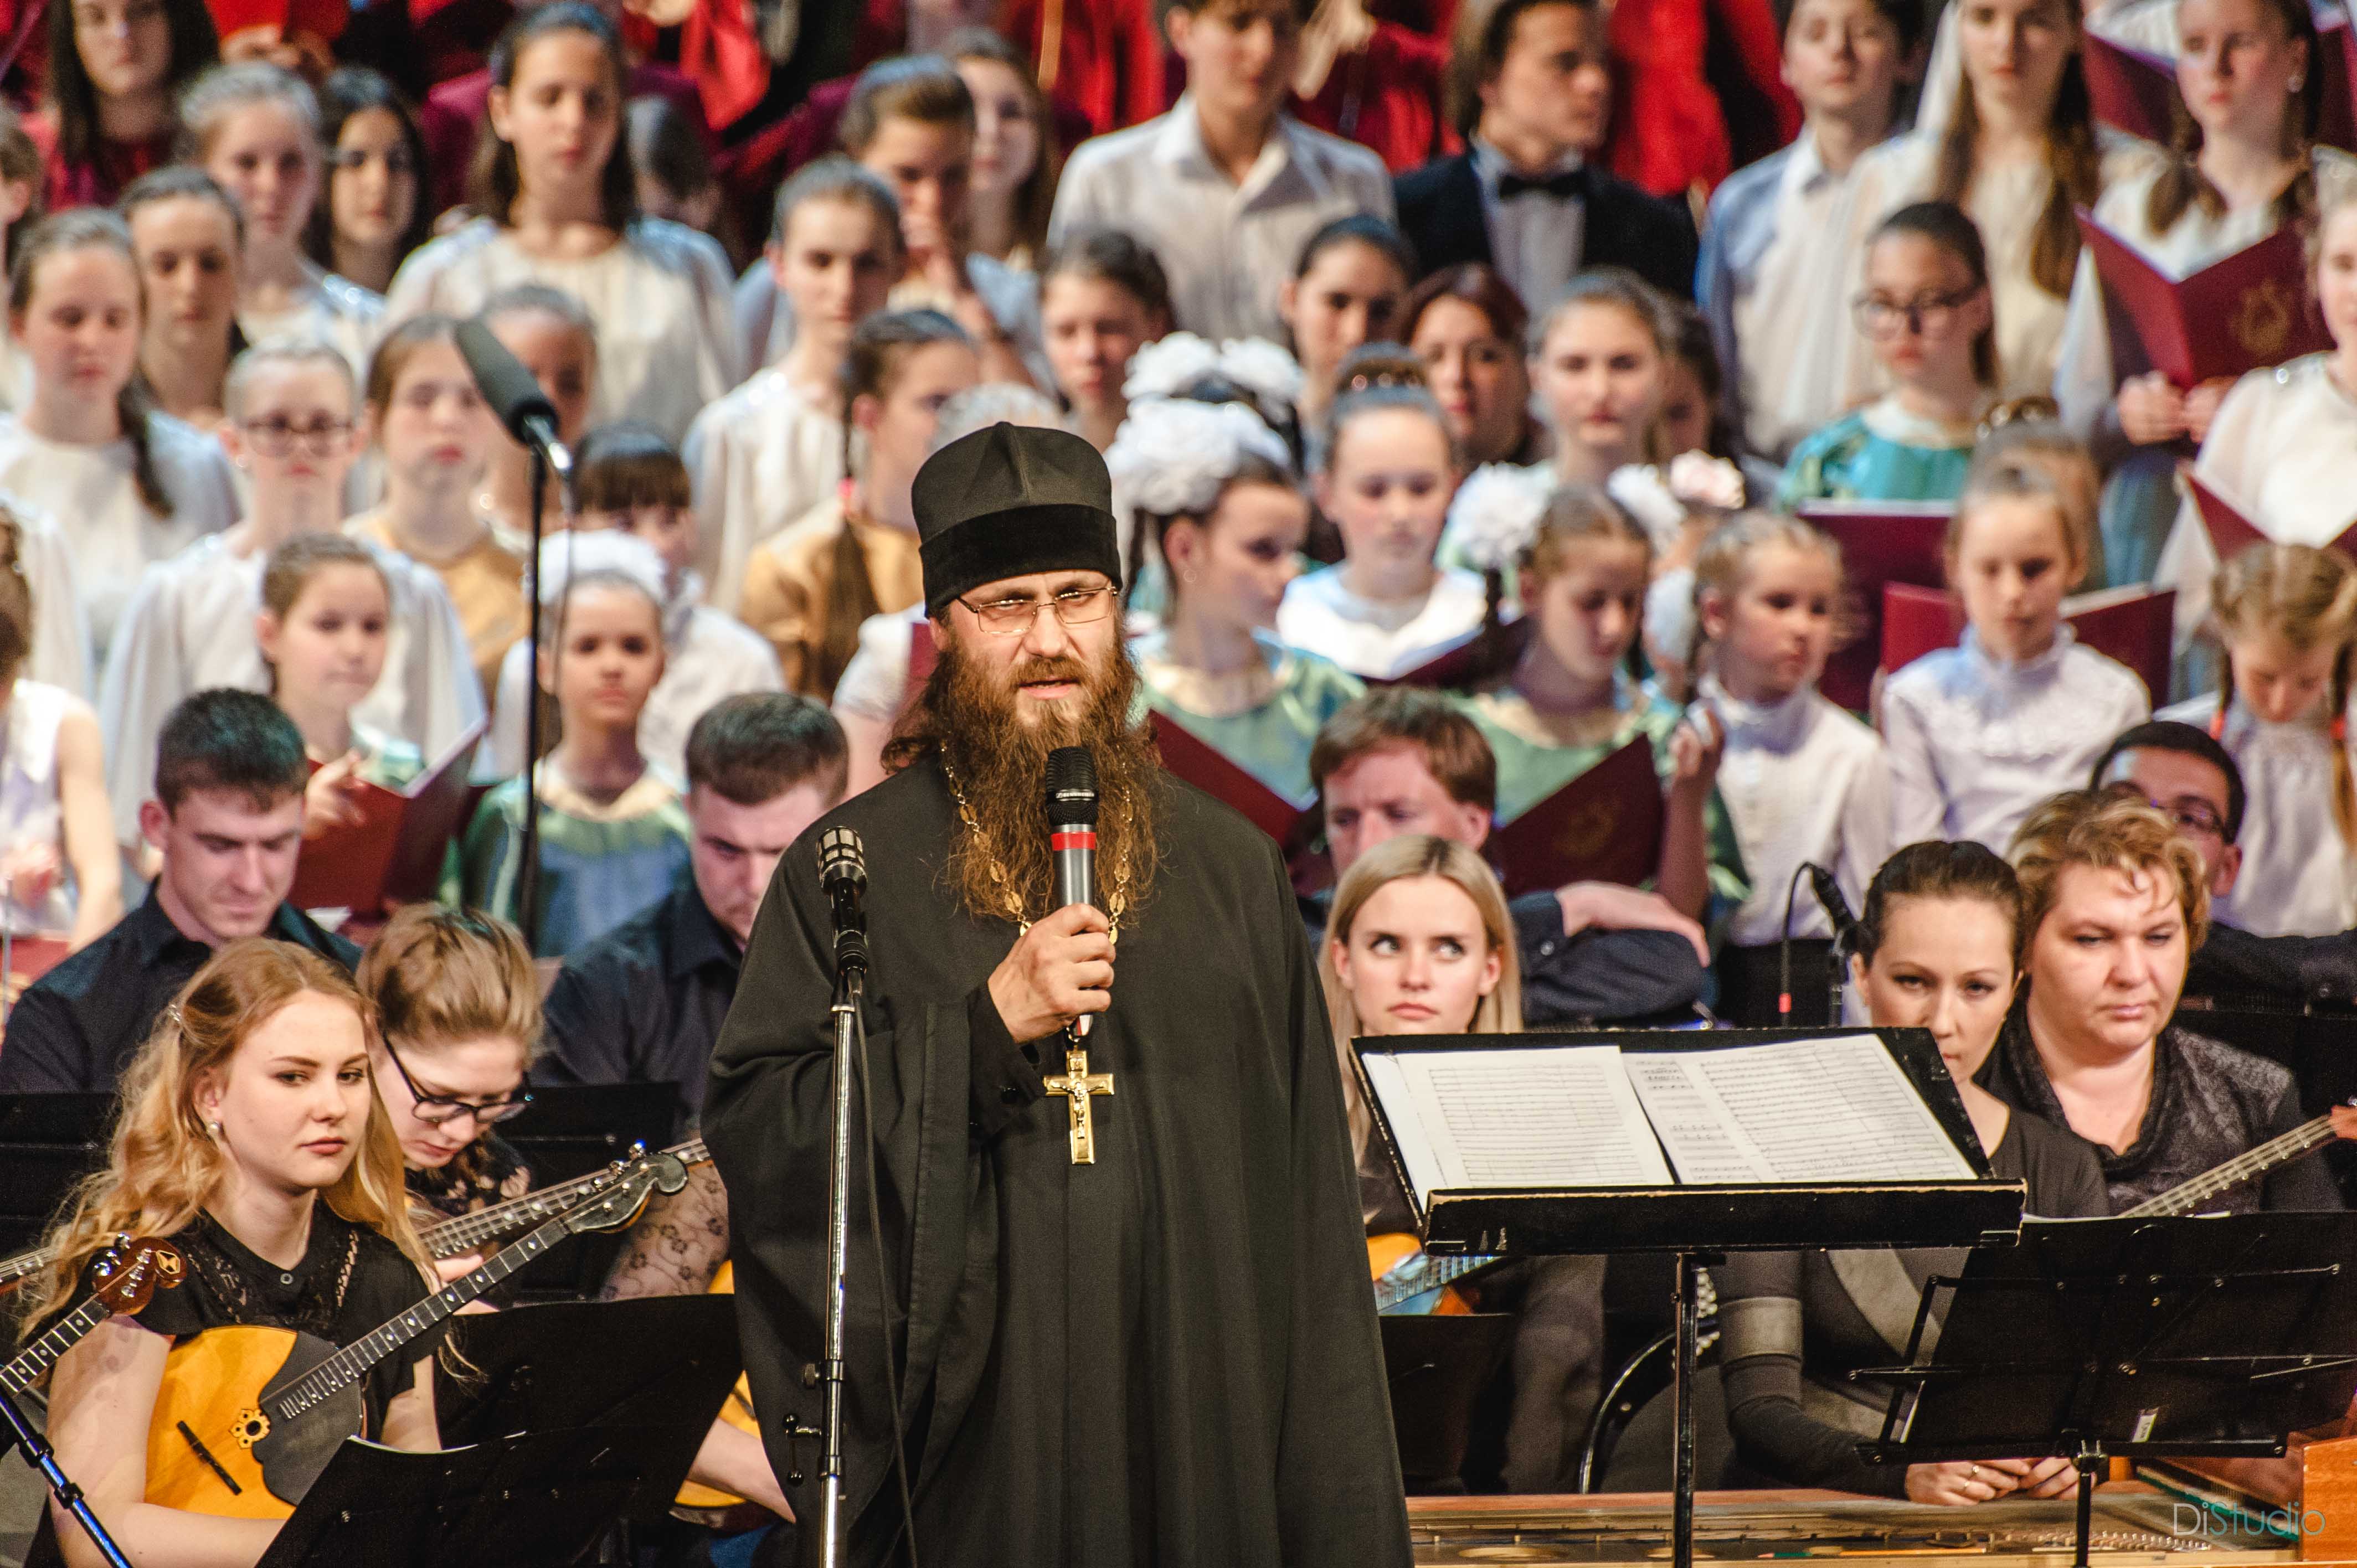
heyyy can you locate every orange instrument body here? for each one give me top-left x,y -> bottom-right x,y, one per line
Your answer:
146,1325 -> 348,1519
674,1260 -> 761,1513
1368,1232 -> 1475,1316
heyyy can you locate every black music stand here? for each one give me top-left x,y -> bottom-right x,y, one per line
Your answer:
434,1294 -> 740,1518
0,1094 -> 111,1258
495,1084 -> 681,1300
1354,1027 -> 2027,1568
1861,1211 -> 2357,1568
253,1422 -> 705,1568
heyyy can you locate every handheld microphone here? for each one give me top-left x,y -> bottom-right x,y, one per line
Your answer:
1044,747 -> 1098,1035
818,826 -> 869,978
453,317 -> 574,481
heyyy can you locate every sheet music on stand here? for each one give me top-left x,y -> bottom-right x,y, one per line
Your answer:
1352,1028 -> 2024,1568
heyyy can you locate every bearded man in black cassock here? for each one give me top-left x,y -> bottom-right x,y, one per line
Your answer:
703,422 -> 1411,1567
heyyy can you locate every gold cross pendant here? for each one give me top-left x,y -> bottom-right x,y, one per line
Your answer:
1042,1048 -> 1115,1164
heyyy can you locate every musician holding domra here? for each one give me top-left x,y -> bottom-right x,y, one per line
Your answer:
18,939 -> 442,1568
1979,787 -> 2346,1214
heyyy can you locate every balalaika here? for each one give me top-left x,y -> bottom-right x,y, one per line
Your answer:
1,1236 -> 183,1394
145,1146 -> 688,1519
0,1135 -> 711,1293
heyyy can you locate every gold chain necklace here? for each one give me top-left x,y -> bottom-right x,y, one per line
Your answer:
940,754 -> 1126,943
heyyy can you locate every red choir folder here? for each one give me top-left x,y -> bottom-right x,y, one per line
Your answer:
2076,213 -> 2329,388
1794,500 -> 1953,710
0,934 -> 69,1020
1149,711 -> 1316,847
1880,582 -> 2177,701
2184,471 -> 2357,560
289,720 -> 489,915
1362,615 -> 1532,691
2081,32 -> 2183,145
904,618 -> 937,703
1486,734 -> 1665,898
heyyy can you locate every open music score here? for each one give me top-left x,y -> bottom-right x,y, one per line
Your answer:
1360,1034 -> 1978,1214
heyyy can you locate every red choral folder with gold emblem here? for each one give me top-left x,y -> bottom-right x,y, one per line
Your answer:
1486,735 -> 1665,899
1880,582 -> 2177,703
1794,500 -> 1952,711
287,721 -> 488,915
2076,214 -> 2329,387
2184,471 -> 2357,561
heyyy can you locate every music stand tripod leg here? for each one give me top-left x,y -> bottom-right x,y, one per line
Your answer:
0,1387 -> 132,1568
2071,1441 -> 2105,1568
1672,1250 -> 1720,1568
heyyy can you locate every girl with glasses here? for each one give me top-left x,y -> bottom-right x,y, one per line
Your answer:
2156,542 -> 2357,937
357,903 -> 542,1230
454,531 -> 688,957
1778,202 -> 1998,507
183,63 -> 385,389
99,339 -> 480,859
306,68 -> 428,300
738,308 -> 977,700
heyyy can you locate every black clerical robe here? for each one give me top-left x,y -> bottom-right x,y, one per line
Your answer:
704,756 -> 1411,1568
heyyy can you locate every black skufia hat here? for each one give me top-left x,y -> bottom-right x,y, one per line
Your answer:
913,422 -> 1123,618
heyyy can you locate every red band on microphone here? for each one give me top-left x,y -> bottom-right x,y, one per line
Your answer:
1051,831 -> 1098,852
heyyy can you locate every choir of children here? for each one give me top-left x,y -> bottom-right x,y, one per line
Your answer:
3,2 -> 2357,1556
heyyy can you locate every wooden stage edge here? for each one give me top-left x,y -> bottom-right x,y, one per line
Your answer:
1402,1485 -> 2318,1564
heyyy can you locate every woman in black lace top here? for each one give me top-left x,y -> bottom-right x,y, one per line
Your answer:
357,906 -> 544,1248
22,940 -> 440,1568
1978,788 -> 2343,1216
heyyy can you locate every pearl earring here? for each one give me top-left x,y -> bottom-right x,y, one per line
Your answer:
206,1120 -> 223,1139
2292,75 -> 2306,90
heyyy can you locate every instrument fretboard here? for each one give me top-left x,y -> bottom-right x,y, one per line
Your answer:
2120,1113 -> 2338,1217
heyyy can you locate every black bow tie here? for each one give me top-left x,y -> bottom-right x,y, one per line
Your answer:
1496,167 -> 1585,202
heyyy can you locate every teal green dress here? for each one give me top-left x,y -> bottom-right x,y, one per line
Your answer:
451,764 -> 692,958
1132,631 -> 1365,801
1775,397 -> 1982,510
1461,679 -> 1750,910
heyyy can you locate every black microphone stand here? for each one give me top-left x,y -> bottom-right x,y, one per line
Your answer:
817,831 -> 871,1568
517,439 -> 572,948
0,1386 -> 132,1568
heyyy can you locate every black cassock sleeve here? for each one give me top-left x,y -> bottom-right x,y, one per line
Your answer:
702,829 -> 1008,1545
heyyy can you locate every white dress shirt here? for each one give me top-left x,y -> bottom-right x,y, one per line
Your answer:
1701,673 -> 1892,946
1699,133 -> 1880,462
386,218 -> 743,444
97,530 -> 483,848
1882,625 -> 2151,852
1049,97 -> 1395,342
2160,353 -> 2357,644
0,412 -> 240,680
2159,692 -> 2357,937
682,368 -> 852,617
491,571 -> 782,779
1472,140 -> 1587,317
1275,564 -> 1487,680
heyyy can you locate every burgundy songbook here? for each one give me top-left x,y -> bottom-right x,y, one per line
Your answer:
1149,711 -> 1315,848
1361,615 -> 1532,691
1486,735 -> 1665,898
2184,471 -> 2357,560
1880,582 -> 2177,702
2081,32 -> 2181,145
1794,499 -> 1952,711
2077,213 -> 2328,387
289,721 -> 488,915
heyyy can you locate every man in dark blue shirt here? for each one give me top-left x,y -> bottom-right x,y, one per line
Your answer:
0,692 -> 357,1094
538,694 -> 847,1128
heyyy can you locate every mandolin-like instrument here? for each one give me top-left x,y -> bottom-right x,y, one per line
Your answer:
2119,1107 -> 2353,1216
145,1146 -> 689,1519
0,1137 -> 713,1295
1,1235 -> 184,1396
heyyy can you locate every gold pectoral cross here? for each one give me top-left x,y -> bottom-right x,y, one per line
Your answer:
1042,1047 -> 1115,1164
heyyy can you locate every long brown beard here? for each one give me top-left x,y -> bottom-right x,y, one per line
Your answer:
886,636 -> 1161,926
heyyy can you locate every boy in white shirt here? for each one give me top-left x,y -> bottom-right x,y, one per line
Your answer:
1049,0 -> 1394,342
1697,0 -> 1919,463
